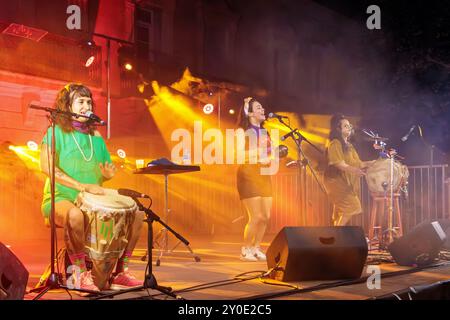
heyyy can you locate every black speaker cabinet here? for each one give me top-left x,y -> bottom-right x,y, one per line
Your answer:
388,221 -> 447,266
266,226 -> 368,281
438,220 -> 450,250
0,242 -> 29,300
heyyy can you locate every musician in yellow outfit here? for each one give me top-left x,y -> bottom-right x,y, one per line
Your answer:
324,114 -> 375,226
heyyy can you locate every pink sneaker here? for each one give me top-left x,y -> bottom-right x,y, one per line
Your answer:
110,271 -> 142,290
67,271 -> 100,296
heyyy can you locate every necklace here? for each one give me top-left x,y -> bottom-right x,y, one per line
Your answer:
71,132 -> 93,162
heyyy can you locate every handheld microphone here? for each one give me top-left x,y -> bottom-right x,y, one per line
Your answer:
118,188 -> 150,199
85,111 -> 106,125
268,112 -> 288,120
401,125 -> 416,142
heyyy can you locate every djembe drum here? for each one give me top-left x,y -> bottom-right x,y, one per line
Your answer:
75,188 -> 137,289
365,158 -> 409,196
365,158 -> 409,240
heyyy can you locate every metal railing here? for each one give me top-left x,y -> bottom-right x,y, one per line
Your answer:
269,164 -> 449,235
402,165 -> 449,230
0,161 -> 447,240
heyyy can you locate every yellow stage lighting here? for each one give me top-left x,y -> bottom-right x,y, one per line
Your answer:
117,149 -> 127,159
203,104 -> 214,114
27,140 -> 38,151
85,55 -> 95,67
124,63 -> 133,71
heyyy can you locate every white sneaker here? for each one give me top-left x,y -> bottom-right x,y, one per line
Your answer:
66,270 -> 100,297
365,237 -> 371,251
240,246 -> 258,261
253,246 -> 267,261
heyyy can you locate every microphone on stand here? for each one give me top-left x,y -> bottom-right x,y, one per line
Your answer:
85,111 -> 106,125
29,104 -> 77,117
280,128 -> 298,141
118,188 -> 150,199
267,112 -> 288,120
29,104 -> 104,124
29,103 -> 49,111
401,125 -> 416,142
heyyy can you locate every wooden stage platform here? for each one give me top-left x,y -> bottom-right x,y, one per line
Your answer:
7,235 -> 449,300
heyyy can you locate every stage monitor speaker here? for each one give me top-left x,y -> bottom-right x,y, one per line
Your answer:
438,220 -> 450,250
0,242 -> 29,300
388,221 -> 447,266
266,226 -> 368,281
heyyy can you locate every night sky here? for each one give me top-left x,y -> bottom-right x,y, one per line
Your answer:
315,0 -> 450,164
211,0 -> 449,164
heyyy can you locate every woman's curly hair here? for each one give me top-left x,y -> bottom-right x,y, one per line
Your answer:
54,83 -> 96,134
329,113 -> 350,152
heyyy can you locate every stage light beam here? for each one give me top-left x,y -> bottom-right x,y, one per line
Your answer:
8,145 -> 40,164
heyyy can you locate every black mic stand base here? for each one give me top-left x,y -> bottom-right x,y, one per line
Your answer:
95,274 -> 180,300
29,272 -> 103,299
93,201 -> 184,300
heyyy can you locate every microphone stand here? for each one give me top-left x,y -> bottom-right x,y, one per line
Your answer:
416,124 -> 441,169
29,106 -> 101,299
94,197 -> 183,300
278,118 -> 327,225
29,105 -> 93,121
416,125 -> 446,234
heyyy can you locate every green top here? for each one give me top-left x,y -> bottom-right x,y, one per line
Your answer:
41,125 -> 112,218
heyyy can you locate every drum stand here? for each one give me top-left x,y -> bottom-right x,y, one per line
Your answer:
144,173 -> 200,265
378,152 -> 400,249
28,108 -> 100,299
94,197 -> 183,300
387,154 -> 395,243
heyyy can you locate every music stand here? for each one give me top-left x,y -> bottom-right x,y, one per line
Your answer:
28,106 -> 101,299
135,160 -> 201,265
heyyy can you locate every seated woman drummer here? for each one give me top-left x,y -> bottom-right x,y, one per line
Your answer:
39,83 -> 144,292
323,114 -> 376,226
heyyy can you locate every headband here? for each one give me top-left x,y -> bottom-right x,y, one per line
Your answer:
64,83 -> 83,93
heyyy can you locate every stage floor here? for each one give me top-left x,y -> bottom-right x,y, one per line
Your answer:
5,235 -> 449,300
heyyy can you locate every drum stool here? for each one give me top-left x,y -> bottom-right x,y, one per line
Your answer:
368,193 -> 403,241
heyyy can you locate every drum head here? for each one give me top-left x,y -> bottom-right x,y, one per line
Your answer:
77,188 -> 137,215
